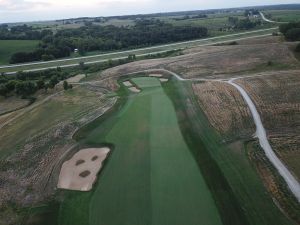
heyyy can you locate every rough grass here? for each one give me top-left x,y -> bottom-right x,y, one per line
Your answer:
60,77 -> 222,225
163,78 -> 294,225
0,40 -> 39,65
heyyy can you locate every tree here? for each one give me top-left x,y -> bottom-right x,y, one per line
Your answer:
228,17 -> 238,26
44,82 -> 49,93
49,75 -> 59,89
128,54 -> 136,61
5,80 -> 17,92
295,43 -> 300,52
63,80 -> 69,90
36,79 -> 45,89
285,28 -> 300,41
0,85 -> 9,97
79,61 -> 86,70
15,81 -> 37,97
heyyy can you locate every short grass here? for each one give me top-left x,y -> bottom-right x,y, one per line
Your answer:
60,77 -> 222,225
0,40 -> 39,65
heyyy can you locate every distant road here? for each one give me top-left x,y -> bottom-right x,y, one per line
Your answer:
0,28 -> 277,74
259,12 -> 287,24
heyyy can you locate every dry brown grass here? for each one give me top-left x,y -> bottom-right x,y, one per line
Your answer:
236,70 -> 300,181
0,84 -> 116,224
0,96 -> 30,115
99,43 -> 298,80
192,81 -> 255,140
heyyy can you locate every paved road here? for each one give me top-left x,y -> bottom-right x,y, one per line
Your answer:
3,31 -> 276,75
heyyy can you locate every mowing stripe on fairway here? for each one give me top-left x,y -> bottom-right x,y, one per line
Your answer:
83,77 -> 222,225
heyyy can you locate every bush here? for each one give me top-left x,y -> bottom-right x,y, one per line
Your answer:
295,43 -> 300,52
15,81 -> 37,97
285,28 -> 300,41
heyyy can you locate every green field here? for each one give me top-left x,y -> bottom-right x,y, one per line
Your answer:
265,10 -> 300,22
0,28 -> 277,73
60,77 -> 222,225
0,40 -> 39,65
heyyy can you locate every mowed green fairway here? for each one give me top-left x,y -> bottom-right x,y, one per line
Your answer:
0,40 -> 39,64
61,77 -> 222,225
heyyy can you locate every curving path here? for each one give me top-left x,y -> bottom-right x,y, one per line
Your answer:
227,78 -> 300,202
128,68 -> 300,202
259,12 -> 287,24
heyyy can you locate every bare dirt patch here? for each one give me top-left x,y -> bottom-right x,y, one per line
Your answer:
59,74 -> 85,85
57,147 -> 110,191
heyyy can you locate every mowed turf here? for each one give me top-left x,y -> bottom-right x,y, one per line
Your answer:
62,77 -> 222,225
0,40 -> 39,64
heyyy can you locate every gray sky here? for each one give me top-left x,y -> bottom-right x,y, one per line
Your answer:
0,0 -> 298,23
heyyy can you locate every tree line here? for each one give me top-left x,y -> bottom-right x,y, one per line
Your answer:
9,19 -> 208,64
280,22 -> 300,41
228,16 -> 262,30
0,24 -> 52,40
0,68 -> 71,98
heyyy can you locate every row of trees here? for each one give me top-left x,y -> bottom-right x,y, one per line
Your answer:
0,24 -> 53,40
0,69 -> 72,98
280,22 -> 300,41
9,19 -> 208,64
228,17 -> 261,30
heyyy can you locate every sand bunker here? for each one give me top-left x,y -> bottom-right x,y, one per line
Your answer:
159,78 -> 169,82
149,74 -> 163,78
57,147 -> 110,191
123,81 -> 133,87
129,87 -> 141,93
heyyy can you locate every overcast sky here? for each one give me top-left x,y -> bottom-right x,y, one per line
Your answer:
0,0 -> 298,23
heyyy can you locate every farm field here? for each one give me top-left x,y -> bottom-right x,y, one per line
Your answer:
0,28 -> 277,74
265,10 -> 300,22
0,40 -> 39,65
60,77 -> 222,225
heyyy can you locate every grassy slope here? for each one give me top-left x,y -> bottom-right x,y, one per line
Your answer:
0,87 -> 103,159
164,79 -> 294,225
60,77 -> 221,225
0,40 -> 39,65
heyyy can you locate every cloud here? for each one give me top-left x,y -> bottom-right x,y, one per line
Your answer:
0,0 -> 50,11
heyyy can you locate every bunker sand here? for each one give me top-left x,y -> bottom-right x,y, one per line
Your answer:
57,147 -> 110,191
123,81 -> 133,87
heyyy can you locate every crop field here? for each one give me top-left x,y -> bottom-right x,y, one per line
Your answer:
0,28 -> 277,73
101,40 -> 298,80
60,77 -> 222,225
0,40 -> 39,65
265,10 -> 300,22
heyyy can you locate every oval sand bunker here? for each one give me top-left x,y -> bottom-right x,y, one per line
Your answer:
57,147 -> 110,191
